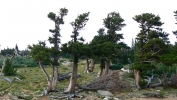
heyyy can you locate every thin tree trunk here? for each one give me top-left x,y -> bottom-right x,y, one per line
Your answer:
89,59 -> 94,72
39,61 -> 53,94
50,65 -> 59,91
97,67 -> 104,77
104,60 -> 110,76
1,60 -> 5,75
85,57 -> 90,73
134,69 -> 141,89
10,52 -> 15,65
66,55 -> 78,93
97,59 -> 105,77
39,62 -> 50,84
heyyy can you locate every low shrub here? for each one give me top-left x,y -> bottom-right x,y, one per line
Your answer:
12,56 -> 38,67
3,58 -> 17,76
0,59 -> 3,68
153,63 -> 177,77
109,63 -> 123,70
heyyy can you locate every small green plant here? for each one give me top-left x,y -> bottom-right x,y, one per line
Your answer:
159,91 -> 166,98
62,67 -> 69,70
17,73 -> 26,79
139,79 -> 148,88
3,58 -> 17,76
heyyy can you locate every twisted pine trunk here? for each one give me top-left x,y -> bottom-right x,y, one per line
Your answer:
97,59 -> 105,77
134,69 -> 141,89
104,60 -> 110,76
89,59 -> 95,72
66,55 -> 78,93
39,62 -> 59,94
85,57 -> 90,73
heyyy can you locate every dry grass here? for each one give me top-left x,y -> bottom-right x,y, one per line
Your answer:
1,59 -> 177,100
0,59 -> 100,99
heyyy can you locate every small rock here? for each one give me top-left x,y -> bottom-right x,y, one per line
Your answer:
103,96 -> 111,100
155,86 -> 163,90
3,93 -> 18,100
157,90 -> 161,92
3,94 -> 11,99
114,97 -> 119,100
97,90 -> 113,97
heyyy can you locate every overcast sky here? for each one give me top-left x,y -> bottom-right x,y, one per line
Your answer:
0,0 -> 176,50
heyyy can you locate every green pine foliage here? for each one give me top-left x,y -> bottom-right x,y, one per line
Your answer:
109,64 -> 123,70
0,48 -> 14,56
153,63 -> 177,77
132,13 -> 169,76
2,58 -> 17,76
0,60 -> 3,67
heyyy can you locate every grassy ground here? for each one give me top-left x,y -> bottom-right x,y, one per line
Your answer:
0,59 -> 177,100
0,59 -> 100,99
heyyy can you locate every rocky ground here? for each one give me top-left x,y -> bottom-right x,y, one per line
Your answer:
0,68 -> 177,100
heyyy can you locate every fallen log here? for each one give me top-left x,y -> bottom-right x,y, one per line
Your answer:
150,73 -> 177,88
76,84 -> 103,91
58,72 -> 81,81
150,81 -> 174,88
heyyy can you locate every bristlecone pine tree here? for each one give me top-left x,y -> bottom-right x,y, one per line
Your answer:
91,12 -> 126,76
61,12 -> 90,93
133,13 -> 169,89
46,8 -> 68,93
28,8 -> 68,94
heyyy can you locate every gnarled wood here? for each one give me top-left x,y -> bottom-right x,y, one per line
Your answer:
76,84 -> 102,91
10,52 -> 15,65
134,69 -> 141,89
58,72 -> 80,81
89,59 -> 95,72
85,57 -> 90,73
65,55 -> 78,93
39,62 -> 50,84
104,60 -> 110,76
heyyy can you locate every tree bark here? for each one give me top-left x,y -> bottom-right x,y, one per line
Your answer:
89,59 -> 94,72
39,61 -> 58,94
97,59 -> 105,77
1,59 -> 5,75
66,55 -> 78,93
97,67 -> 104,77
85,57 -> 90,73
134,69 -> 141,89
50,65 -> 59,91
39,62 -> 50,84
104,60 -> 110,76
